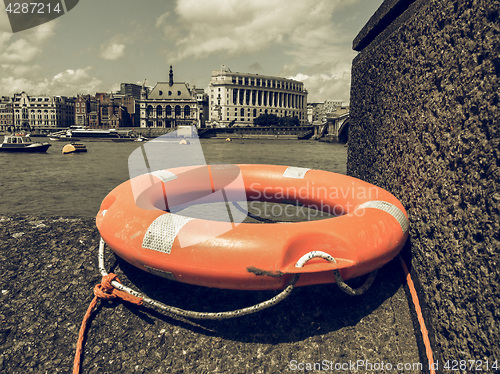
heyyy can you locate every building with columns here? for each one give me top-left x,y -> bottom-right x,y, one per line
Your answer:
208,69 -> 308,127
139,66 -> 208,129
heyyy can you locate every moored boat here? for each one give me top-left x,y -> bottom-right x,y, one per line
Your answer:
49,126 -> 132,140
62,143 -> 87,154
0,134 -> 51,153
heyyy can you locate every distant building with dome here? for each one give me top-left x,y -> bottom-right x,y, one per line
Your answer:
139,66 -> 208,128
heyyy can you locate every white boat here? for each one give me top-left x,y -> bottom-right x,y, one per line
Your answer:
0,134 -> 51,153
49,126 -> 132,140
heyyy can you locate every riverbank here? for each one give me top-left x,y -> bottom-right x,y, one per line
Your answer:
1,215 -> 422,373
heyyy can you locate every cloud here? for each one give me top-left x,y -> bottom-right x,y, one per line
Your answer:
52,67 -> 102,93
99,41 -> 126,61
248,62 -> 263,71
288,69 -> 352,103
157,0 -> 344,62
0,66 -> 102,96
0,21 -> 56,64
156,0 -> 360,101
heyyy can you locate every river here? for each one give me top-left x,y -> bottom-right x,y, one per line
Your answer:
0,137 -> 347,217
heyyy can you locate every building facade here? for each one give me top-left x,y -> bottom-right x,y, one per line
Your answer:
208,69 -> 308,127
139,66 -> 208,129
307,100 -> 347,124
75,94 -> 99,127
120,83 -> 142,99
12,92 -> 74,131
0,96 -> 14,132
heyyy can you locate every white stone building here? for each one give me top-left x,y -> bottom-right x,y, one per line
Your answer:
12,92 -> 74,131
139,67 -> 208,128
208,69 -> 308,127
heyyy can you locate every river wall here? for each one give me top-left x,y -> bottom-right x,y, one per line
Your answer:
348,0 -> 499,366
198,126 -> 314,140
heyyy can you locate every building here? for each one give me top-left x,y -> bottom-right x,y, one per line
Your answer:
75,94 -> 99,127
94,93 -> 132,128
307,100 -> 346,124
139,66 -> 208,128
119,83 -> 142,99
208,68 -> 308,127
12,92 -> 74,131
113,85 -> 142,127
0,96 -> 14,132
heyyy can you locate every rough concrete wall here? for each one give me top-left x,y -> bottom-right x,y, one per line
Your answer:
348,0 -> 499,366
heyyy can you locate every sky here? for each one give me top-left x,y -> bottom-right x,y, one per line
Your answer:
0,0 -> 384,103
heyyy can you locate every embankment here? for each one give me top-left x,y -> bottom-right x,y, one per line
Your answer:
348,0 -> 499,366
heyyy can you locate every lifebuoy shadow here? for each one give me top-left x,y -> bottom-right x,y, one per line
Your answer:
113,241 -> 412,344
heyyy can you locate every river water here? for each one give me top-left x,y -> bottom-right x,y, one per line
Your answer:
0,137 -> 347,217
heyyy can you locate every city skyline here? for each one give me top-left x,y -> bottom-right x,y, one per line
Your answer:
0,0 -> 383,103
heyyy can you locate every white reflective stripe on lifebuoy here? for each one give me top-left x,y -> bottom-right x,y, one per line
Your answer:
149,170 -> 177,183
142,214 -> 193,253
356,201 -> 409,233
283,166 -> 310,179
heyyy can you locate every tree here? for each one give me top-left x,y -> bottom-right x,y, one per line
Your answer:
281,116 -> 300,127
253,114 -> 280,127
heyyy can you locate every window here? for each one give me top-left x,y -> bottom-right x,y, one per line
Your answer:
184,105 -> 190,117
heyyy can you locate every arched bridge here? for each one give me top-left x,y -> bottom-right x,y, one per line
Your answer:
313,112 -> 349,143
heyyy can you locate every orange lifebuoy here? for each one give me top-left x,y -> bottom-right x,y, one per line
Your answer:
96,164 -> 409,290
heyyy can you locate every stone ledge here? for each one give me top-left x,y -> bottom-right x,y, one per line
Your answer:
0,214 -> 422,373
353,0 -> 418,51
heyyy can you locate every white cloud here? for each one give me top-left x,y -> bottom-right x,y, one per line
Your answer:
155,0 -> 360,101
0,67 -> 102,96
289,69 -> 352,102
50,67 -> 103,95
0,21 -> 56,64
99,41 -> 126,61
157,0 -> 346,62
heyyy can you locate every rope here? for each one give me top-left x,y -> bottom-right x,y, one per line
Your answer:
96,240 -> 377,320
97,238 -> 298,319
399,255 -> 436,374
73,239 -> 378,373
72,273 -> 143,374
295,250 -> 379,296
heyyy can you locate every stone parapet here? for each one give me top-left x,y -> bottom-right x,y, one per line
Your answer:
349,0 -> 499,366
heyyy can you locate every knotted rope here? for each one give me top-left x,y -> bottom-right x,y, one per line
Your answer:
73,239 -> 379,373
72,273 -> 143,374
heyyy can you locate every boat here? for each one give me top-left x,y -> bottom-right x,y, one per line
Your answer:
0,134 -> 51,153
49,126 -> 132,140
62,143 -> 87,154
49,134 -> 80,141
96,164 -> 409,291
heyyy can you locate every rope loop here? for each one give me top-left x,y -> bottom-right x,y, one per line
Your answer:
294,250 -> 377,296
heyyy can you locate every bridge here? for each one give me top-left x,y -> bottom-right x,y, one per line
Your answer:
313,112 -> 349,143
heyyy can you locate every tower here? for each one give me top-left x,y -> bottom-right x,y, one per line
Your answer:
169,66 -> 174,87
